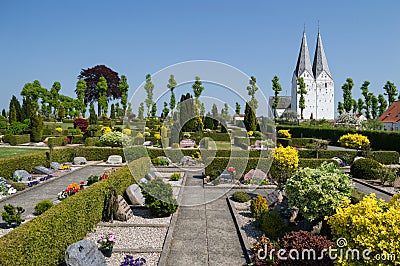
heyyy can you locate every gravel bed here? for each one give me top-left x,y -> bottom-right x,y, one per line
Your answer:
231,200 -> 263,246
231,200 -> 251,210
101,208 -> 171,225
105,252 -> 160,266
85,227 -> 168,250
0,227 -> 14,238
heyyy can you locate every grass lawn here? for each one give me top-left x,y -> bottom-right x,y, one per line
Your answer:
0,147 -> 47,159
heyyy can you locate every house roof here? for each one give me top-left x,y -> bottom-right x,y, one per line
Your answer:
269,96 -> 291,109
378,100 -> 400,123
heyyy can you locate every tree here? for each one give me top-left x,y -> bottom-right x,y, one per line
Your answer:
9,95 -> 22,123
352,99 -> 357,114
77,65 -> 121,105
162,102 -> 170,118
21,80 -> 42,114
212,104 -> 218,118
30,114 -> 43,142
192,76 -> 204,115
110,104 -> 116,119
75,79 -> 87,117
297,77 -> 307,119
167,74 -> 177,117
342,78 -> 354,113
271,75 -> 282,118
357,98 -> 364,115
138,102 -> 144,120
247,76 -> 258,112
1,109 -> 6,118
221,103 -> 230,121
337,102 -> 344,115
378,94 -> 388,117
361,81 -> 371,119
144,74 -> 154,118
383,81 -> 397,106
235,102 -> 241,114
88,103 -> 97,124
151,103 -> 157,117
127,102 -> 133,116
371,95 -> 378,119
50,81 -> 61,116
118,75 -> 129,114
58,103 -> 65,121
96,76 -> 108,116
244,101 -> 257,132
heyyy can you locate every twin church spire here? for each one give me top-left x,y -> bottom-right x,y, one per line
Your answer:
294,30 -> 331,79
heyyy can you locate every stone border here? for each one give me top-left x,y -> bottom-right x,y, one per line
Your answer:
157,170 -> 188,265
226,197 -> 252,264
0,162 -> 103,204
353,178 -> 396,196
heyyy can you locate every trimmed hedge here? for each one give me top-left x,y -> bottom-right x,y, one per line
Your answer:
0,157 -> 150,265
296,150 -> 399,164
277,125 -> 400,152
85,137 -> 100,146
0,151 -> 48,178
202,132 -> 230,142
47,137 -> 65,147
9,134 -> 31,146
204,156 -> 274,177
370,151 -> 399,164
298,158 -> 340,168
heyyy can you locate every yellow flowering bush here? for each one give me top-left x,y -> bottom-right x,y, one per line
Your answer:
55,127 -> 63,134
327,194 -> 400,265
100,126 -> 112,135
273,145 -> 298,170
122,128 -> 132,136
338,133 -> 370,149
248,131 -> 254,137
277,129 -> 291,138
154,133 -> 161,140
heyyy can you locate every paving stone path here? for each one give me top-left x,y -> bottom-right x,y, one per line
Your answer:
165,171 -> 247,266
0,164 -> 111,222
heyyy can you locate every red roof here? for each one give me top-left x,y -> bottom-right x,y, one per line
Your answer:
378,100 -> 400,123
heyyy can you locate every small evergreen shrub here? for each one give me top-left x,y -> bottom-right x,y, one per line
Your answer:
350,158 -> 382,180
1,204 -> 25,226
34,200 -> 53,215
87,175 -> 100,185
171,143 -> 180,148
151,157 -> 170,166
250,194 -> 269,219
11,182 -> 26,191
142,178 -> 178,217
232,191 -> 251,203
169,173 -> 181,181
255,210 -> 286,240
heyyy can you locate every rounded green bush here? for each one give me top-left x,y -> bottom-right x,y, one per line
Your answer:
170,173 -> 181,181
250,194 -> 269,218
11,182 -> 26,191
255,210 -> 286,240
350,158 -> 382,180
34,200 -> 54,215
142,178 -> 178,217
232,191 -> 251,203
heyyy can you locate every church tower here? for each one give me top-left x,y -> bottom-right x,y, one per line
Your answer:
312,31 -> 334,119
291,29 -> 334,120
291,31 -> 316,120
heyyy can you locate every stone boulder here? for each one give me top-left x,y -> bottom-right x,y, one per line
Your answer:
126,184 -> 145,205
33,166 -> 54,175
73,157 -> 87,165
13,170 -> 31,182
180,156 -> 197,166
50,162 -> 61,170
65,240 -> 106,266
107,155 -> 123,164
244,169 -> 266,182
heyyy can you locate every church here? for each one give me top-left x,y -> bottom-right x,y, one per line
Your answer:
290,30 -> 335,120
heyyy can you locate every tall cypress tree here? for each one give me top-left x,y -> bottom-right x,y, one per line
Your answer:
244,101 -> 257,132
9,95 -> 22,123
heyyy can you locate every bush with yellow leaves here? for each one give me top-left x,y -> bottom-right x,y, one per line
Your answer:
338,133 -> 370,149
277,129 -> 291,138
326,193 -> 400,265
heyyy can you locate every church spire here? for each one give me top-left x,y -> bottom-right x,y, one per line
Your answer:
312,31 -> 332,79
294,30 -> 314,78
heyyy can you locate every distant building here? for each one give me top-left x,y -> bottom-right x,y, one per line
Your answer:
268,96 -> 291,118
233,114 -> 245,125
377,100 -> 400,131
291,30 -> 334,120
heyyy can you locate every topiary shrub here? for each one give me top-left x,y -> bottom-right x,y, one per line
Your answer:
169,173 -> 181,181
1,204 -> 25,226
350,158 -> 382,180
327,194 -> 400,265
100,131 -> 123,147
232,191 -> 251,203
285,162 -> 352,221
255,210 -> 286,240
73,118 -> 89,133
34,200 -> 53,215
142,178 -> 178,217
338,133 -> 370,149
250,194 -> 269,219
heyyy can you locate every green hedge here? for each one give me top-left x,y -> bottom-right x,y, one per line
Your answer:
296,150 -> 399,164
9,134 -> 31,145
298,158 -> 340,168
277,138 -> 291,147
47,137 -> 65,147
277,125 -> 400,152
70,135 -> 84,144
369,151 -> 399,164
0,151 -> 48,177
85,137 -> 100,146
202,132 -> 230,142
0,157 -> 150,265
204,156 -> 274,177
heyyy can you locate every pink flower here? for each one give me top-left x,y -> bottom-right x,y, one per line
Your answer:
227,167 -> 235,172
108,233 -> 115,242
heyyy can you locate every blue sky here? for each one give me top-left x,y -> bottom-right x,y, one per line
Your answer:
0,1 -> 399,116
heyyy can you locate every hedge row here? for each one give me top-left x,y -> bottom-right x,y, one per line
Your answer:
7,134 -> 31,145
202,132 -> 230,142
47,137 -> 65,147
298,158 -> 340,168
0,157 -> 150,265
296,150 -> 399,164
277,125 -> 400,152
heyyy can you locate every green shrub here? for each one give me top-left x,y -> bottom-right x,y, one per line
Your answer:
11,182 -> 26,191
47,137 -> 65,147
202,132 -> 230,142
142,178 -> 178,217
151,157 -> 170,166
255,210 -> 286,240
86,175 -> 100,185
9,134 -> 31,146
171,143 -> 179,148
85,137 -> 100,146
232,191 -> 251,203
0,157 -> 149,265
285,162 -> 352,221
34,200 -> 53,215
298,158 -> 340,168
350,158 -> 382,180
100,131 -> 123,147
250,195 -> 269,219
1,204 -> 25,226
169,173 -> 181,181
70,135 -> 84,144
370,151 -> 400,164
30,114 -> 43,142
